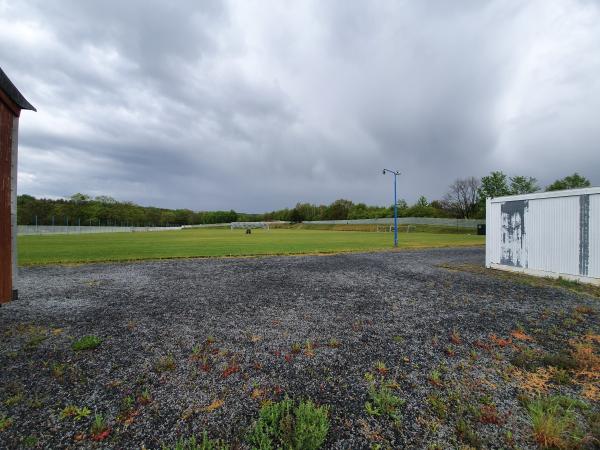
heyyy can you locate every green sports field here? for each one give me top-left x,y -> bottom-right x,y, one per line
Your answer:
17,228 -> 484,266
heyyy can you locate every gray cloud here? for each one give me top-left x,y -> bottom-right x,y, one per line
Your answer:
1,0 -> 599,211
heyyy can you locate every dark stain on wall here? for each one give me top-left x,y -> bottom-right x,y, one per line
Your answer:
500,200 -> 528,267
579,195 -> 590,276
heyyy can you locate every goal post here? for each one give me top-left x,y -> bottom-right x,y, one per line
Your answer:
230,222 -> 270,230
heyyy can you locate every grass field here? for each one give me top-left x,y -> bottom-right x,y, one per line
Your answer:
17,228 -> 484,265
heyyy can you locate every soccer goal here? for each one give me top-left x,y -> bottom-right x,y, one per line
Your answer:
376,225 -> 415,233
230,222 -> 270,230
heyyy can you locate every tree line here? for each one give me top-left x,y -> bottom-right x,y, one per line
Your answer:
17,172 -> 591,226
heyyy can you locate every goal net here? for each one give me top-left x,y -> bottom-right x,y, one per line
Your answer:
376,225 -> 415,233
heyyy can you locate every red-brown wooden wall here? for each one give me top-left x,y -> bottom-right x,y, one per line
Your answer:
0,99 -> 14,303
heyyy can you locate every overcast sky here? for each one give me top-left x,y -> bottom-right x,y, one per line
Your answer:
1,0 -> 599,212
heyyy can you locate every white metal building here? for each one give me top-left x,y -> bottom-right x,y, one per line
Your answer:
485,187 -> 600,285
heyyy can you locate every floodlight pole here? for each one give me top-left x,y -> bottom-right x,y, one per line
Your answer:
382,169 -> 400,247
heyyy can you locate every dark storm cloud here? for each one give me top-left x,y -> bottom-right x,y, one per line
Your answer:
1,0 -> 599,211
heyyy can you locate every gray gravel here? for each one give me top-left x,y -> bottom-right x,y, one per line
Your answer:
0,247 -> 598,449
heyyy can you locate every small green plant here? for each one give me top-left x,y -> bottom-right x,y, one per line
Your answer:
139,387 -> 152,405
328,338 -> 339,348
192,343 -> 203,357
450,329 -> 462,344
304,340 -> 315,357
51,362 -> 67,378
162,431 -> 228,450
0,415 -> 12,431
365,381 -> 405,421
393,335 -> 404,343
155,354 -> 176,373
121,395 -> 134,412
72,335 -> 102,351
22,435 -> 38,447
428,370 -> 442,386
551,368 -> 572,385
25,332 -> 48,350
247,397 -> 329,450
455,418 -> 482,447
427,394 -> 447,419
374,361 -> 388,375
60,405 -> 92,421
90,413 -> 109,439
291,342 -> 302,354
4,392 -> 23,406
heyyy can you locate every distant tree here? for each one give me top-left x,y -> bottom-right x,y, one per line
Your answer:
95,195 -> 117,204
324,199 -> 353,220
510,176 -> 539,195
416,196 -> 428,207
289,207 -> 305,223
70,193 -> 91,204
396,199 -> 408,210
546,173 -> 591,191
478,171 -> 510,200
443,177 -> 481,218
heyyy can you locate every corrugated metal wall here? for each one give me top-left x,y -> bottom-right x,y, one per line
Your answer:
486,189 -> 600,283
590,194 -> 600,278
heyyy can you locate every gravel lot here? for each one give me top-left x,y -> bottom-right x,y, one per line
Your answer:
1,248 -> 598,449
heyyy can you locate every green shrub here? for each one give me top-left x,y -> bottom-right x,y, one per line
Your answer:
248,397 -> 329,450
71,335 -> 102,351
162,432 -> 229,450
365,382 -> 405,421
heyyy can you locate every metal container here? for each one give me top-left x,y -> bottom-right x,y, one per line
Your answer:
485,187 -> 600,285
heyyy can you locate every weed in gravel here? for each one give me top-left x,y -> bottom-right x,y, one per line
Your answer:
138,388 -> 152,405
479,405 -> 502,425
51,362 -> 67,378
455,418 -> 482,448
22,435 -> 38,447
4,392 -> 23,406
551,368 -> 572,385
60,405 -> 91,421
525,396 -> 585,449
304,340 -> 316,357
206,336 -> 216,345
291,342 -> 302,354
191,343 -> 203,358
374,361 -> 388,376
222,359 -> 240,378
27,394 -> 44,409
365,380 -> 405,421
162,431 -> 229,450
328,338 -> 339,348
445,346 -> 456,357
247,397 -> 329,450
0,415 -> 12,431
393,335 -> 404,343
428,370 -> 442,387
575,305 -> 594,315
450,329 -> 462,345
72,335 -> 102,351
90,413 -> 110,441
427,394 -> 448,419
155,354 -> 176,373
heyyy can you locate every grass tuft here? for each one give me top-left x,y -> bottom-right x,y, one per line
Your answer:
71,335 -> 102,351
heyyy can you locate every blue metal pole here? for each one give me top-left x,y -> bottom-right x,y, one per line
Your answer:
393,174 -> 398,247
